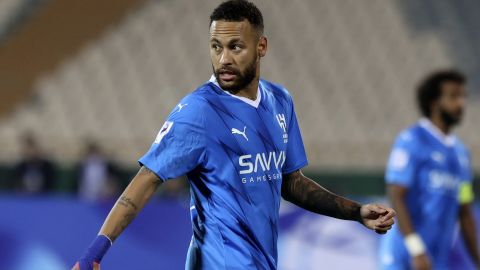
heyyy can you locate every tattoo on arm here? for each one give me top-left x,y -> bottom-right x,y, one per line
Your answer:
106,166 -> 160,241
109,213 -> 136,242
107,197 -> 139,241
118,196 -> 138,211
281,170 -> 361,222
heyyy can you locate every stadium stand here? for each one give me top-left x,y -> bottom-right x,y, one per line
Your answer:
0,0 -> 478,170
0,0 -> 31,38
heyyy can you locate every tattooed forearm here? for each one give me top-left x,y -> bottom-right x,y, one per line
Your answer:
282,170 -> 362,222
118,196 -> 139,211
99,166 -> 161,242
109,213 -> 136,241
107,197 -> 140,241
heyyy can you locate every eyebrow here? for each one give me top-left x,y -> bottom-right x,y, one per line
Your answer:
209,38 -> 244,45
228,38 -> 243,45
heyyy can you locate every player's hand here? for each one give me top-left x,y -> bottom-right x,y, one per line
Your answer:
359,204 -> 396,234
71,261 -> 101,270
412,254 -> 432,270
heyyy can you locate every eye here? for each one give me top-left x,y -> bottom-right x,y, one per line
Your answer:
211,44 -> 221,52
232,44 -> 243,52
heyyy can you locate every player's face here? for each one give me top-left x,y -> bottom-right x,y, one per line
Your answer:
436,81 -> 466,126
209,20 -> 266,92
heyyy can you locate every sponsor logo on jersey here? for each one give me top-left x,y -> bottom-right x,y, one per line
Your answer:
238,151 -> 286,184
428,170 -> 460,196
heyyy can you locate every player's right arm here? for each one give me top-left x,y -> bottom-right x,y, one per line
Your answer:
72,96 -> 207,270
72,166 -> 161,270
386,132 -> 431,270
98,166 -> 161,241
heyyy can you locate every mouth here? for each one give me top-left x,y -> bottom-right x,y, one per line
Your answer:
218,69 -> 237,82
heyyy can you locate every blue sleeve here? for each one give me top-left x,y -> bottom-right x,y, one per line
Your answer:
457,146 -> 474,204
385,131 -> 418,187
138,96 -> 207,181
283,99 -> 308,174
459,147 -> 473,183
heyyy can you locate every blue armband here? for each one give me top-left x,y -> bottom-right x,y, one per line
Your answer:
80,235 -> 112,264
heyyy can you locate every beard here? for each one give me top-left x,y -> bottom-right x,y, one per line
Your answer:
213,55 -> 258,93
439,106 -> 463,127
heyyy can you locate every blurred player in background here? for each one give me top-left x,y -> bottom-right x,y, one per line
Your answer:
13,134 -> 56,193
380,70 -> 480,270
76,142 -> 120,202
73,1 -> 395,269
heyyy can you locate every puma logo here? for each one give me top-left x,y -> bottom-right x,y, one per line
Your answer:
177,103 -> 188,112
231,126 -> 248,141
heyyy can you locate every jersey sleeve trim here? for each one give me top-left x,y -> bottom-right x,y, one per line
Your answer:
137,161 -> 166,182
385,178 -> 412,188
283,160 -> 308,174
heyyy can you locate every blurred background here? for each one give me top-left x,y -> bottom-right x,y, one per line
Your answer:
0,0 -> 479,269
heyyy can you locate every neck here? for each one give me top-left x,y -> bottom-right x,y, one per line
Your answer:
226,64 -> 261,101
429,114 -> 450,135
227,76 -> 259,101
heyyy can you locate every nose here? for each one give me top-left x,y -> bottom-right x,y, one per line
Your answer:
219,50 -> 233,66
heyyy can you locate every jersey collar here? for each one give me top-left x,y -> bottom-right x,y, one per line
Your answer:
418,118 -> 456,147
209,75 -> 261,108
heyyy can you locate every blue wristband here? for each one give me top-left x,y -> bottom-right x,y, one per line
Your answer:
81,235 -> 112,263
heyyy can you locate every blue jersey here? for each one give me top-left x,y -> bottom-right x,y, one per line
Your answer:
139,76 -> 308,270
379,119 -> 473,270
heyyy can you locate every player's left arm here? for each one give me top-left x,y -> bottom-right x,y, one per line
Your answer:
458,183 -> 480,267
282,169 -> 396,234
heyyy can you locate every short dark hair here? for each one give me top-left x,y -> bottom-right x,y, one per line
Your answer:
416,70 -> 466,117
210,0 -> 264,35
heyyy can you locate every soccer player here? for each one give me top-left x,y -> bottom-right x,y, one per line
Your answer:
379,70 -> 480,270
73,1 -> 396,269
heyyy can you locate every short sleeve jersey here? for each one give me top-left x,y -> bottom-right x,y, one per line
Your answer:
380,119 -> 473,269
139,77 -> 308,270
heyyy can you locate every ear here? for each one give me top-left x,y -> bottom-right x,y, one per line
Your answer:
257,36 -> 267,58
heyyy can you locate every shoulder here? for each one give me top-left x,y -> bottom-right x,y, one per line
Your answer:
454,137 -> 468,150
182,84 -> 212,104
392,124 -> 423,150
387,125 -> 425,171
167,87 -> 211,122
179,82 -> 217,108
454,138 -> 472,177
260,79 -> 293,105
454,137 -> 471,156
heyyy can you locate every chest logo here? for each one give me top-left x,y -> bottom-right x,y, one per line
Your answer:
276,114 -> 287,133
232,126 -> 248,141
276,114 -> 288,143
431,151 -> 445,164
